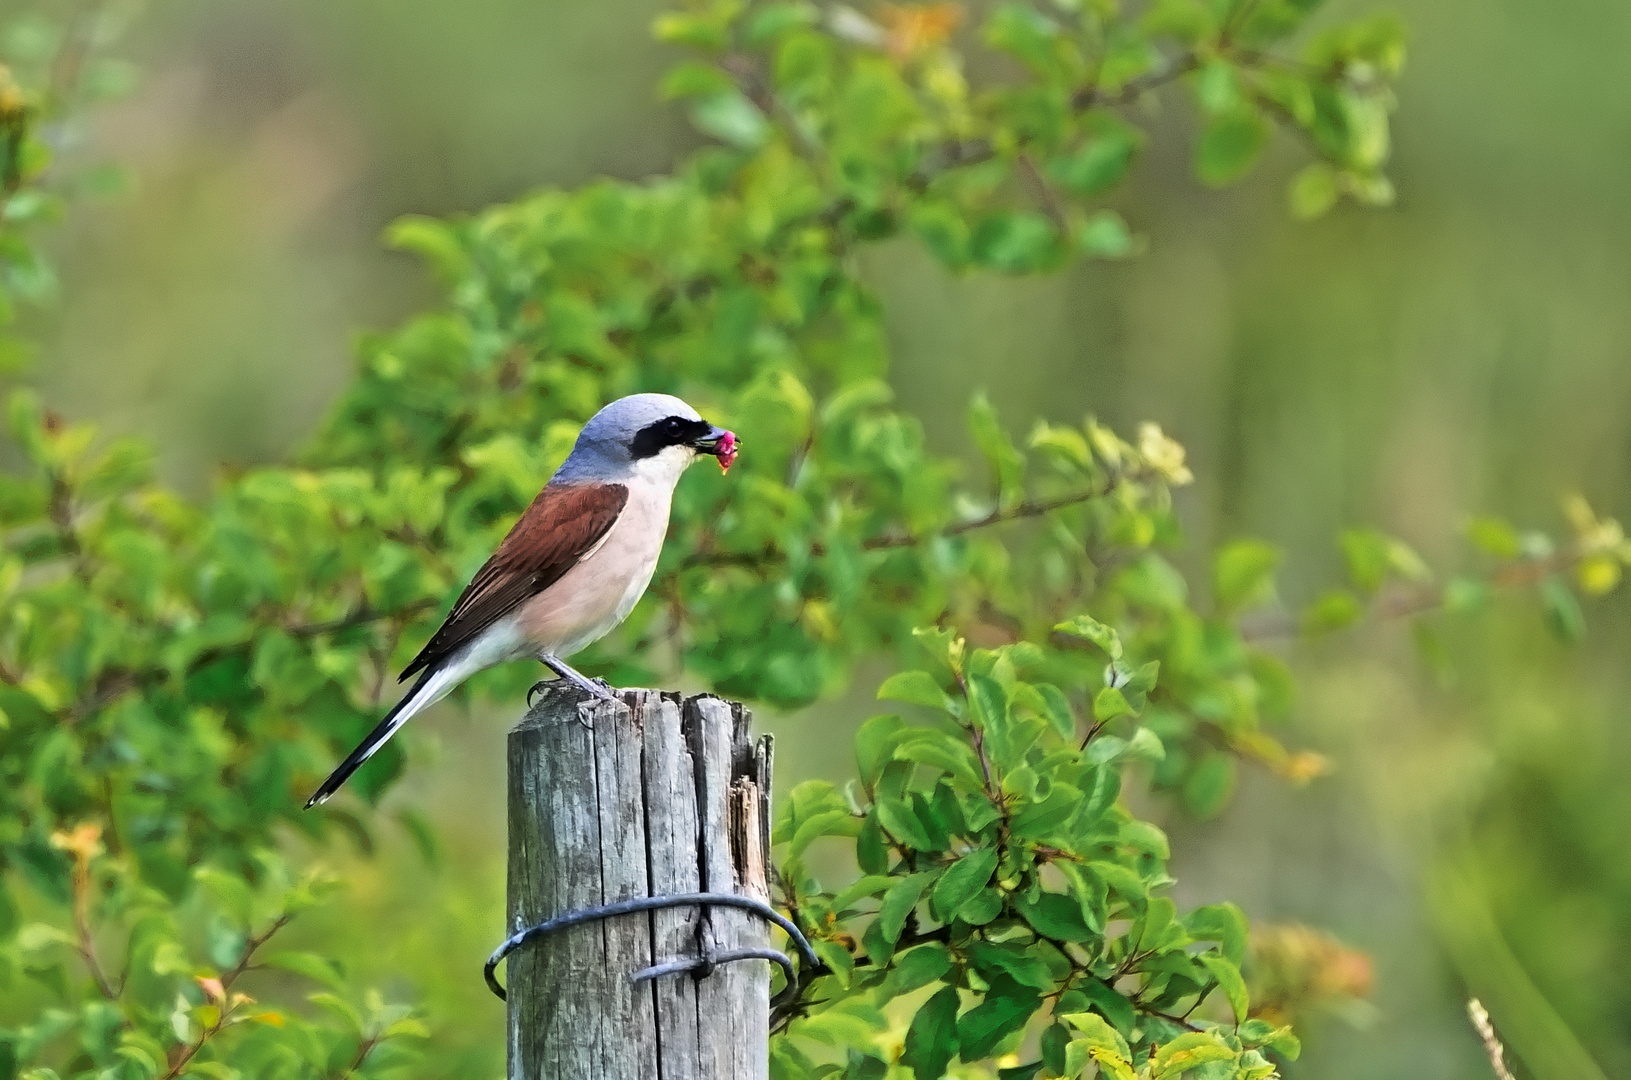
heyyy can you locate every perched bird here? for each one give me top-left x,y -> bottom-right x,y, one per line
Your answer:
305,393 -> 738,807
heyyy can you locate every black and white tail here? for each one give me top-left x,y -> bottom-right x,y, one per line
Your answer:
305,665 -> 460,808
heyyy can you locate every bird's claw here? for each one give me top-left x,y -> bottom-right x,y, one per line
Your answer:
530,675 -> 618,710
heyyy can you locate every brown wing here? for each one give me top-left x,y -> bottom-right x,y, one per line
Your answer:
399,481 -> 629,679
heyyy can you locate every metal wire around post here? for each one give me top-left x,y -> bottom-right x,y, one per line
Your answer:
485,891 -> 817,1006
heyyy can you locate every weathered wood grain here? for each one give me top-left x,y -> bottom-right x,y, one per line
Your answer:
506,686 -> 772,1080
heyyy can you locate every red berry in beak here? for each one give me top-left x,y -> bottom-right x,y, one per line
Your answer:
715,430 -> 738,472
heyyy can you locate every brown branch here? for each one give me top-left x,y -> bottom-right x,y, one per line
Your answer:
50,597 -> 435,725
222,913 -> 291,990
1139,1006 -> 1205,1033
68,843 -> 119,999
688,473 -> 1145,572
1072,51 -> 1202,111
1019,153 -> 1069,232
1238,547 -> 1581,642
161,913 -> 292,1080
331,1033 -> 381,1080
288,598 -> 435,640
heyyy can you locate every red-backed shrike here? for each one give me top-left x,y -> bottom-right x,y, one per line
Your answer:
306,393 -> 738,807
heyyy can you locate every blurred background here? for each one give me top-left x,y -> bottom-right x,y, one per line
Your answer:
26,0 -> 1631,1077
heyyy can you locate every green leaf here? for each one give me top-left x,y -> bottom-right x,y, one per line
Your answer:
1288,161 -> 1340,220
1075,211 -> 1138,259
970,212 -> 1062,274
746,2 -> 820,44
1088,861 -> 1147,909
955,976 -> 1041,1060
901,986 -> 961,1080
1093,687 -> 1134,723
690,91 -> 770,149
1195,108 -> 1270,186
1264,1026 -> 1301,1060
1074,978 -> 1137,1035
1060,1009 -> 1131,1059
310,993 -> 366,1035
857,811 -> 890,874
659,61 -> 736,101
1030,682 -> 1076,739
967,940 -> 1055,991
1340,528 -> 1392,592
831,874 -> 895,913
877,795 -> 936,851
878,872 -> 937,945
194,866 -> 255,928
855,714 -> 906,785
1198,952 -> 1249,1022
959,887 -> 1004,925
1016,891 -> 1093,942
882,941 -> 955,998
1466,516 -> 1522,560
789,810 -> 862,859
777,780 -> 851,843
262,950 -> 345,990
896,731 -> 986,793
1048,118 -> 1142,196
1054,615 -> 1123,659
1136,896 -> 1179,951
967,674 -> 1010,731
1182,752 -> 1236,819
1152,1032 -> 1237,1076
878,671 -> 953,710
652,10 -> 736,49
931,848 -> 998,920
1184,903 -> 1248,964
983,3 -> 1061,71
1542,575 -> 1586,642
815,940 -> 856,989
1213,539 -> 1280,613
1303,587 -> 1364,631
968,392 -> 1026,501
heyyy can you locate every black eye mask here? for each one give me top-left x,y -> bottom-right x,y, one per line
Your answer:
630,415 -> 715,459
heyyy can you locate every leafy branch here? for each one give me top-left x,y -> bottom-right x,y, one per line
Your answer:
160,912 -> 292,1080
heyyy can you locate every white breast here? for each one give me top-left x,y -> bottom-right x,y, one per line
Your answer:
515,479 -> 675,658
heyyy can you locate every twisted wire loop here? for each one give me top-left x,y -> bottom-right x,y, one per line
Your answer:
484,891 -> 817,1006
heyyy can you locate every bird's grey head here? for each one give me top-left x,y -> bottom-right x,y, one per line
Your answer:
552,393 -> 737,486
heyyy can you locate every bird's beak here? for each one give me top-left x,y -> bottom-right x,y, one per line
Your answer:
692,424 -> 739,472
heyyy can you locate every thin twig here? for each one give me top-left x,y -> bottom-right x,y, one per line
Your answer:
160,913 -> 292,1079
1467,999 -> 1518,1080
688,472 -> 1147,571
331,1034 -> 381,1080
68,845 -> 119,999
1237,547 -> 1580,642
1072,51 -> 1202,111
1139,1006 -> 1204,1033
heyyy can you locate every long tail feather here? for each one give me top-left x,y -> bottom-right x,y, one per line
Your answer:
305,665 -> 457,808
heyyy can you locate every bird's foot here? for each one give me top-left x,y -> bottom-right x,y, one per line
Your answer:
537,654 -> 620,707
529,675 -> 617,707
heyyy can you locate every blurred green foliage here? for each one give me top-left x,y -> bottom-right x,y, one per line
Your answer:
1,1 -> 1629,1079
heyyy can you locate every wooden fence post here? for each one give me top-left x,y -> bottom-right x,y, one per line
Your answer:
504,686 -> 773,1080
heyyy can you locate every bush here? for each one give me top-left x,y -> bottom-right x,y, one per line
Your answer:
0,2 -> 1623,1079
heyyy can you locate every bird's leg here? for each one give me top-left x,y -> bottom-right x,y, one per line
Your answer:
534,654 -> 619,704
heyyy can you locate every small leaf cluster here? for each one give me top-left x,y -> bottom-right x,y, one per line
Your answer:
0,3 -> 136,366
0,822 -> 424,1080
768,625 -> 1298,1079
